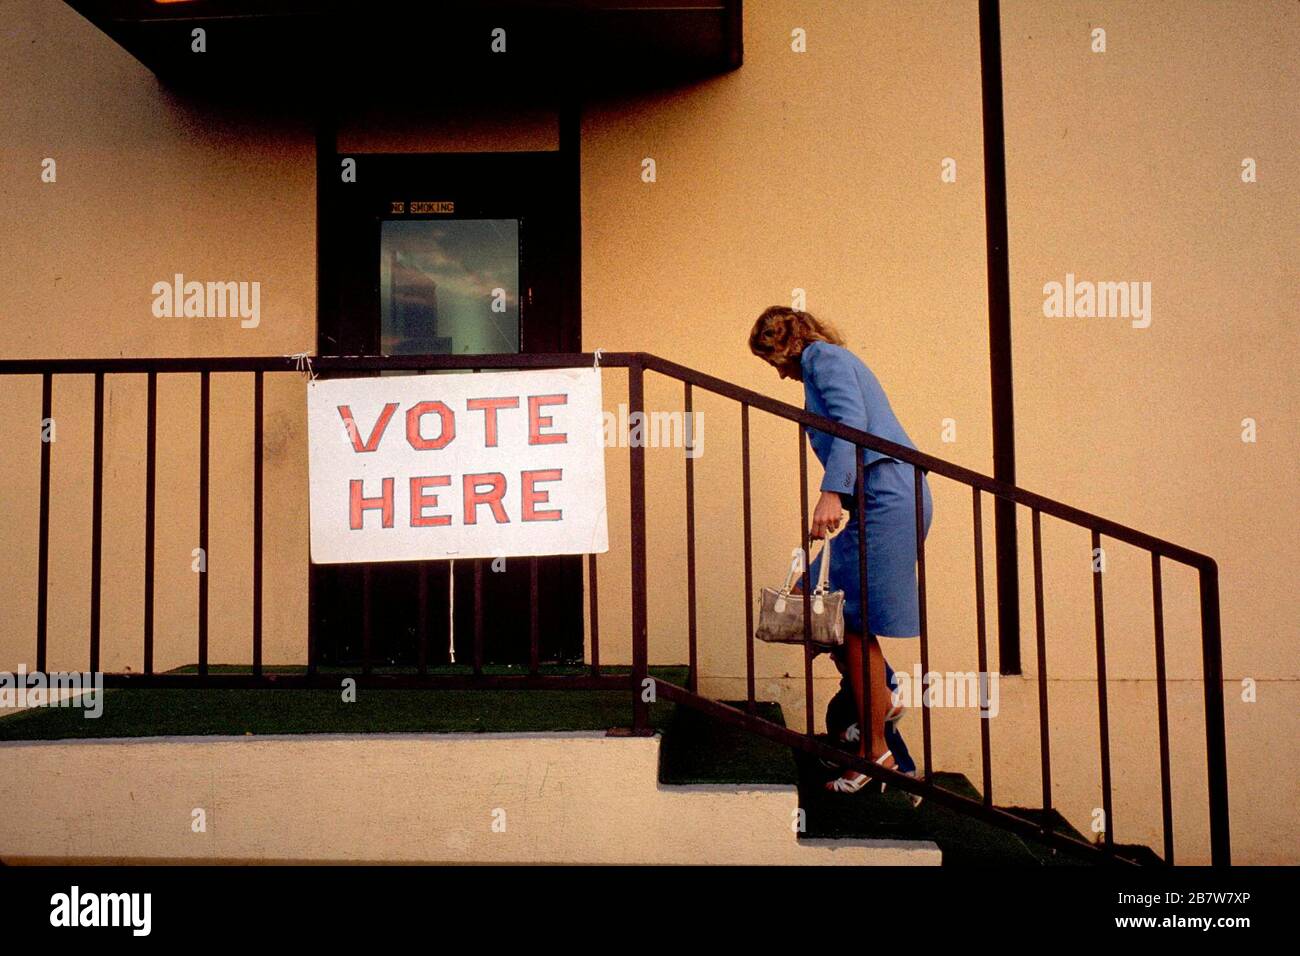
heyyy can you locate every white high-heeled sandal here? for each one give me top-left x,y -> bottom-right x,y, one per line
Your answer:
825,750 -> 895,794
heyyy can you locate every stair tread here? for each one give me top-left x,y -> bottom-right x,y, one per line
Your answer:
796,752 -> 1162,865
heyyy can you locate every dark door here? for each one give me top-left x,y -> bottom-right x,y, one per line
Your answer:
315,150 -> 583,667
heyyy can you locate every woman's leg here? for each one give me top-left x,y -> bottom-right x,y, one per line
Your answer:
843,631 -> 895,764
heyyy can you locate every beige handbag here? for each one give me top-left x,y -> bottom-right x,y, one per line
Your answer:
755,530 -> 845,647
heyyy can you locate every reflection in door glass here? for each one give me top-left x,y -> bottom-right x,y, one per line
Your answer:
379,219 -> 520,355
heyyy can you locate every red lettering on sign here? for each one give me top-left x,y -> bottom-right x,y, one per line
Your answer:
466,396 -> 520,447
463,473 -> 509,524
521,468 -> 563,521
528,394 -> 567,444
406,401 -> 455,450
409,475 -> 452,527
349,478 -> 394,529
338,403 -> 398,453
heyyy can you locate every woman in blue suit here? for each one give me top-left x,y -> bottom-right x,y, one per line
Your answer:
749,307 -> 934,793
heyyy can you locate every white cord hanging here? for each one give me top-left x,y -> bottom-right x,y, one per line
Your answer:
447,558 -> 456,664
592,348 -> 604,368
286,351 -> 318,382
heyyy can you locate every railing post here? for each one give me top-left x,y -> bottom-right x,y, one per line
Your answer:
1031,508 -> 1053,833
36,372 -> 52,673
252,370 -> 264,678
1091,529 -> 1114,854
587,552 -> 600,678
474,558 -> 485,676
197,370 -> 209,678
914,465 -> 933,780
529,556 -> 540,676
628,358 -> 650,733
741,404 -> 755,711
797,427 -> 814,736
684,381 -> 699,694
972,488 -> 993,805
417,563 -> 430,675
856,449 -> 871,762
89,371 -> 104,675
1198,560 -> 1231,865
144,371 -> 157,674
1151,553 -> 1175,863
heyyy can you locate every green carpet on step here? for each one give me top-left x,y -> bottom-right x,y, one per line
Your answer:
0,665 -> 688,741
658,701 -> 799,786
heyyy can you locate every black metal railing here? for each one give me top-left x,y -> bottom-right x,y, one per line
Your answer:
634,352 -> 1229,866
4,353 -> 631,691
0,351 -> 1229,864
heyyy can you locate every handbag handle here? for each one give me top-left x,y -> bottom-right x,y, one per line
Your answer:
780,523 -> 841,596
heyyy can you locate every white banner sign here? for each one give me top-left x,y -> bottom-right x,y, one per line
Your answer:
307,368 -> 609,564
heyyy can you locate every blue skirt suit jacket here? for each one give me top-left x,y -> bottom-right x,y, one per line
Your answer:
801,340 -> 934,638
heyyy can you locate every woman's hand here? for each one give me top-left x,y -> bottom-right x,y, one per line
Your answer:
809,490 -> 844,539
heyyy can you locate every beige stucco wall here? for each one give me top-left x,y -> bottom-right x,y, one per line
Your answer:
579,0 -> 1297,865
0,0 -> 1293,863
0,0 -> 318,676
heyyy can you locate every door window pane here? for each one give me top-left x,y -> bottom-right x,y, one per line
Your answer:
379,219 -> 520,355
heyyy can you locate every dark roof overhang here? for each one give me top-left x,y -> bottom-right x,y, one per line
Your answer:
63,0 -> 743,99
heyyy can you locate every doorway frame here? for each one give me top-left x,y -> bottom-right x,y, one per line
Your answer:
310,98 -> 585,667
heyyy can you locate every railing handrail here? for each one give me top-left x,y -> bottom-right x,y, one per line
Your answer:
635,353 -> 1216,570
0,350 -> 1215,569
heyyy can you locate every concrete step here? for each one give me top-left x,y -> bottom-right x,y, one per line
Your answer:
0,731 -> 939,864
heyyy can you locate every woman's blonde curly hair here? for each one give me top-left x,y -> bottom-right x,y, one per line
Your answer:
748,306 -> 846,367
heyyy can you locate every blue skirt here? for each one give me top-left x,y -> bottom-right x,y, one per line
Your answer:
807,460 -> 934,638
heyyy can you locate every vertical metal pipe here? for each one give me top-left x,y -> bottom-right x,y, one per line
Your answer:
89,372 -> 105,675
684,381 -> 698,694
1031,508 -> 1052,832
252,371 -> 264,678
36,373 -> 52,673
1198,561 -> 1231,865
1151,553 -> 1174,863
972,488 -> 993,804
978,0 -> 1022,674
1091,528 -> 1114,853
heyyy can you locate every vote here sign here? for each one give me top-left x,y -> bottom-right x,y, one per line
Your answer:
307,368 -> 609,564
